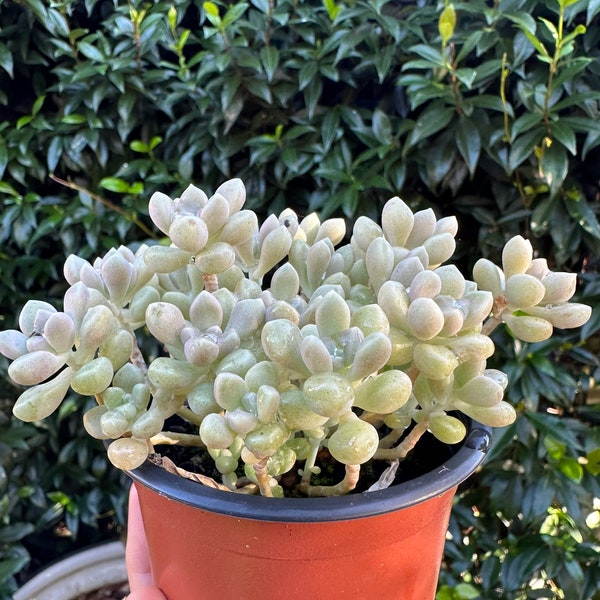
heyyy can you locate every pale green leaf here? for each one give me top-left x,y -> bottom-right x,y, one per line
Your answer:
438,4 -> 456,46
100,177 -> 131,193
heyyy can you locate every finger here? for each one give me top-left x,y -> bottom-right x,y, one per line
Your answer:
125,484 -> 156,592
127,586 -> 169,600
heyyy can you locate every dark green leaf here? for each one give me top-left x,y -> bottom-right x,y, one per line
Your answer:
501,544 -> 548,591
245,78 -> 272,104
321,110 -> 340,152
511,112 -> 543,141
518,26 -> 549,58
260,46 -> 279,82
540,142 -> 568,197
588,0 -> 600,24
303,77 -> 322,120
223,2 -> 249,27
0,523 -> 35,543
46,8 -> 71,37
0,142 -> 8,179
283,125 -> 316,141
298,61 -> 318,91
525,412 -> 584,450
313,167 -> 353,183
454,68 -> 477,89
551,57 -> 592,90
372,109 -> 392,146
47,137 -> 63,172
0,43 -> 14,78
406,103 -> 454,149
456,117 -> 481,176
77,41 -> 105,62
407,44 -> 445,67
583,130 -> 600,159
469,95 -> 512,115
250,0 -> 270,13
550,121 -> 577,155
563,195 -> 600,241
504,11 -> 537,35
508,127 -> 543,171
0,556 -> 30,586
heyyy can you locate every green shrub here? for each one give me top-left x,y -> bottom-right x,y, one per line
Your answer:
0,0 -> 598,596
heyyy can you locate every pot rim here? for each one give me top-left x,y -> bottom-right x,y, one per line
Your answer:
128,421 -> 492,523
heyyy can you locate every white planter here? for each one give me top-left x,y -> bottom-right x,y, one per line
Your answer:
15,541 -> 127,600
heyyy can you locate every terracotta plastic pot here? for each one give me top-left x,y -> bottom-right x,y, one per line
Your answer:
129,421 -> 492,600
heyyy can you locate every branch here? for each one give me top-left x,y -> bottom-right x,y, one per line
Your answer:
49,173 -> 156,239
373,419 -> 429,461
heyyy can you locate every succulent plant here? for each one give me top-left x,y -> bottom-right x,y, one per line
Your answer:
0,179 -> 591,497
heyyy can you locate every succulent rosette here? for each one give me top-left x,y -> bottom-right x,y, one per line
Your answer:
0,179 -> 591,497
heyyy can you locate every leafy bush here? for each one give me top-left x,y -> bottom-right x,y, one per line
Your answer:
0,0 -> 598,596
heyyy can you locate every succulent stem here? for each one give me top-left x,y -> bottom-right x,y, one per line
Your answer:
150,431 -> 205,447
176,406 -> 204,426
378,427 -> 405,450
130,339 -> 148,375
373,419 -> 430,461
299,464 -> 361,497
253,457 -> 274,497
481,315 -> 502,336
203,273 -> 219,293
481,295 -> 508,336
300,435 -> 324,488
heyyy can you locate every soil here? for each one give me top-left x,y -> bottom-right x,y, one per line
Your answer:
158,414 -> 461,495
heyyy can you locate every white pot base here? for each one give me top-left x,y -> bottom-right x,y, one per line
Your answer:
15,541 -> 127,600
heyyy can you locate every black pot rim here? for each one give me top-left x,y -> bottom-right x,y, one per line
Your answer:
128,420 -> 492,523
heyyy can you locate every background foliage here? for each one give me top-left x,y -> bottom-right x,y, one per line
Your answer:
0,0 -> 598,597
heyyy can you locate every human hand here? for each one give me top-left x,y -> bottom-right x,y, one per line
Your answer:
125,485 -> 168,600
